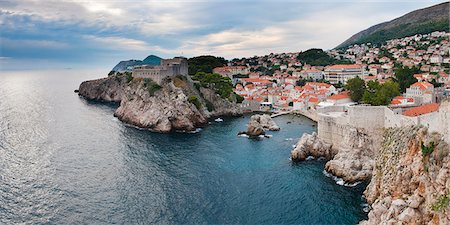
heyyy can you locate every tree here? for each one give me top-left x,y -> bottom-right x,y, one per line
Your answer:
192,72 -> 234,99
296,48 -> 351,66
394,66 -> 421,92
188,56 -> 227,75
345,77 -> 366,102
363,80 -> 400,106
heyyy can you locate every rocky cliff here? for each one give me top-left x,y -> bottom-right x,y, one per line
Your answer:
79,75 -> 242,132
360,126 -> 449,225
78,75 -> 128,102
292,127 -> 376,183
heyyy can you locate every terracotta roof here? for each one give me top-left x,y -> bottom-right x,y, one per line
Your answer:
241,78 -> 273,84
326,64 -> 362,70
327,91 -> 350,100
411,81 -> 433,91
309,97 -> 319,103
403,103 -> 439,117
391,99 -> 401,105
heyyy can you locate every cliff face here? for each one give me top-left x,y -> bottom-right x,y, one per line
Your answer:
79,75 -> 242,132
292,126 -> 377,183
78,75 -> 128,102
361,126 -> 449,225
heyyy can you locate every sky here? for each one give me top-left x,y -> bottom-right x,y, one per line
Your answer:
0,0 -> 446,70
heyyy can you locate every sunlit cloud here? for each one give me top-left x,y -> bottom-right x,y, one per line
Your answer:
0,0 -> 446,69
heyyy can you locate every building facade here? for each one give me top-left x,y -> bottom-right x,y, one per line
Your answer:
324,64 -> 364,85
132,57 -> 188,85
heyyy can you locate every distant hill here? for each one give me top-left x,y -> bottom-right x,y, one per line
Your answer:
142,55 -> 162,65
111,55 -> 162,72
336,2 -> 450,49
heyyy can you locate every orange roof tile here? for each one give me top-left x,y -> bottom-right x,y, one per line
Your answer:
309,97 -> 319,103
403,103 -> 439,117
327,91 -> 350,100
411,81 -> 433,91
326,64 -> 362,70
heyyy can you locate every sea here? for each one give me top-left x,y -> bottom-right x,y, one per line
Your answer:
0,69 -> 368,224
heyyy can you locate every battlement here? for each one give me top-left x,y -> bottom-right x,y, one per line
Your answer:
132,57 -> 188,85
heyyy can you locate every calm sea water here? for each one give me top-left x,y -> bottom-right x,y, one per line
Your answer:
0,70 -> 367,224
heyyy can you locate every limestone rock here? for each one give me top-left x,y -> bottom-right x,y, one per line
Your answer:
291,132 -> 334,161
78,75 -> 127,102
79,75 -> 242,133
360,126 -> 450,225
243,114 -> 280,137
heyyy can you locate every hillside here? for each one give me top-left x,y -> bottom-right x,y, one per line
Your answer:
336,2 -> 450,49
297,48 -> 351,66
111,55 -> 162,72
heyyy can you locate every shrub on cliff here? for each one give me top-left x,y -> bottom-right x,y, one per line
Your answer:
192,72 -> 234,99
143,78 -> 161,96
188,95 -> 202,109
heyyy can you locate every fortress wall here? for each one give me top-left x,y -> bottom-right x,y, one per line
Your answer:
318,102 -> 450,155
319,106 -> 387,154
383,107 -> 417,128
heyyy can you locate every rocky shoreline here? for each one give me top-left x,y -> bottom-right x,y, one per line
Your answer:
291,131 -> 375,184
291,125 -> 449,224
78,75 -> 242,133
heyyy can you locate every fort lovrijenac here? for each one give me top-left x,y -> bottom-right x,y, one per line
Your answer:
132,57 -> 188,85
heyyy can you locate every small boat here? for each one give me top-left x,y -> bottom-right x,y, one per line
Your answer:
215,118 -> 223,122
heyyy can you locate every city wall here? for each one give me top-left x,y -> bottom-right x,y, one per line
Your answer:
317,102 -> 450,154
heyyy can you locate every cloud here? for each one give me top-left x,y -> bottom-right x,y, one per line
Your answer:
83,35 -> 151,51
1,0 -> 446,69
1,38 -> 70,49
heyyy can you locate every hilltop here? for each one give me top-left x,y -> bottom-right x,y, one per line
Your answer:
336,2 -> 450,49
111,55 -> 162,73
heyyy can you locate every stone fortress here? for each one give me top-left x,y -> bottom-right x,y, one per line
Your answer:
132,57 -> 188,85
316,101 -> 450,154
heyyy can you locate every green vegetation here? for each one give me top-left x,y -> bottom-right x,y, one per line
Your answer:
205,100 -> 214,112
233,73 -> 249,78
362,80 -> 400,106
350,19 -> 450,47
394,66 -> 421,92
192,72 -> 234,99
172,75 -> 187,88
126,72 -> 133,83
297,48 -> 352,66
234,93 -> 244,103
431,191 -> 450,212
143,78 -> 162,96
188,95 -> 202,109
188,56 -> 227,75
421,142 -> 435,156
345,77 -> 366,102
345,77 -> 400,105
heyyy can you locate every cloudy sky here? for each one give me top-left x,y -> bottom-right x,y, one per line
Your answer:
0,0 -> 446,70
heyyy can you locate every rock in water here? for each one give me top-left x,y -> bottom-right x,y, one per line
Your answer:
291,132 -> 334,161
244,114 -> 280,137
